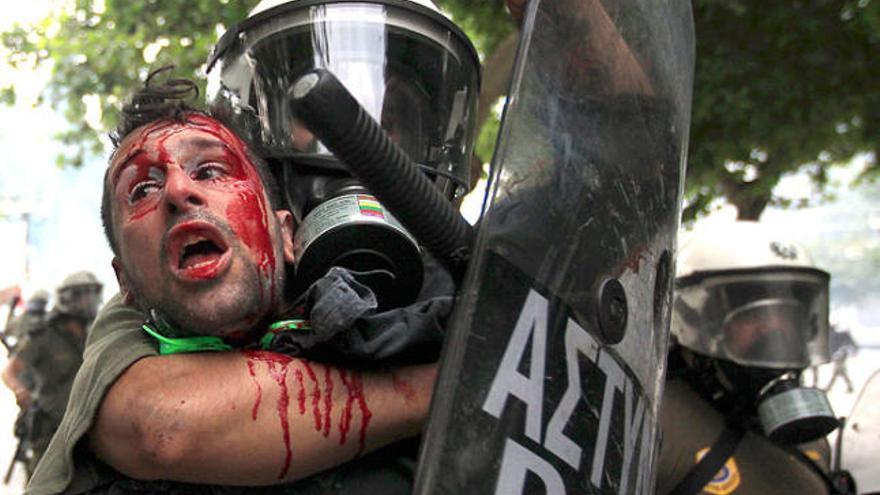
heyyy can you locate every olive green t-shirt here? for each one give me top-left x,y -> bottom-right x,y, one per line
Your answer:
25,293 -> 157,495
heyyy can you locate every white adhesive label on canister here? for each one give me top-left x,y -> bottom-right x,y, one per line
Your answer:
295,194 -> 415,255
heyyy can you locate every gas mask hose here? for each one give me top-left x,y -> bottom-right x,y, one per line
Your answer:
288,68 -> 474,282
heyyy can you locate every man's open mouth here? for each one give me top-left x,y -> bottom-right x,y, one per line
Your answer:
166,221 -> 232,281
181,238 -> 224,268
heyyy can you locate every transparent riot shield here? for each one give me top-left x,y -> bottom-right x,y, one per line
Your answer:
414,0 -> 694,493
840,368 -> 880,493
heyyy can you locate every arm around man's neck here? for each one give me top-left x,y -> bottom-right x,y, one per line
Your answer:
89,350 -> 436,486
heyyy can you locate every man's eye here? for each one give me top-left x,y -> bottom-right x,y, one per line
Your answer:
129,182 -> 160,204
194,162 -> 227,181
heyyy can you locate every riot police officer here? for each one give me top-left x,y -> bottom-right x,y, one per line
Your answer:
52,271 -> 103,326
2,290 -> 49,350
206,0 -> 480,304
656,221 -> 852,494
2,271 -> 102,477
1,289 -> 48,481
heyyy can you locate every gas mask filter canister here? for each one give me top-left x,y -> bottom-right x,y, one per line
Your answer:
293,180 -> 423,311
756,372 -> 839,444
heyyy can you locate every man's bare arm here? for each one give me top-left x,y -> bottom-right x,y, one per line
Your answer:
89,351 -> 435,486
2,357 -> 33,409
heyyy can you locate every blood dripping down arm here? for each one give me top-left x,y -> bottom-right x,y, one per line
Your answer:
89,351 -> 437,485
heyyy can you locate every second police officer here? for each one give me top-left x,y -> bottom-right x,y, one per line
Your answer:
657,221 -> 854,495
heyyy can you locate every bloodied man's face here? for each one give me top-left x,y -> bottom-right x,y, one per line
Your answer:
108,114 -> 295,340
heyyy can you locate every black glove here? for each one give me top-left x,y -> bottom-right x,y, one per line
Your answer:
269,253 -> 456,366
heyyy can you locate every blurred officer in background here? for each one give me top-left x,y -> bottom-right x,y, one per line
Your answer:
824,326 -> 858,394
1,289 -> 48,482
657,221 -> 854,495
2,271 -> 102,478
2,290 -> 49,351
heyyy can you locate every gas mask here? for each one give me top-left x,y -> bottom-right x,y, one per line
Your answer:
205,0 -> 481,308
755,371 -> 838,444
712,360 -> 838,444
56,271 -> 104,323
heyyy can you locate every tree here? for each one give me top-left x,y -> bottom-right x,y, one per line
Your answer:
1,0 -> 257,166
778,179 -> 880,306
685,0 -> 879,221
2,1 -> 878,220
0,0 -> 515,171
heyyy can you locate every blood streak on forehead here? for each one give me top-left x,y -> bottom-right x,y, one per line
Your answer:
111,114 -> 252,185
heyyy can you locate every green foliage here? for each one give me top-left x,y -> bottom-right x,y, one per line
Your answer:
435,0 -> 512,171
685,0 -> 879,220
2,0 -> 257,167
0,86 -> 14,106
1,0 -> 876,225
475,105 -> 502,171
1,0 -> 512,168
437,0 -> 513,56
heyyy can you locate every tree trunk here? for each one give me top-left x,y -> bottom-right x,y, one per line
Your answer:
467,30 -> 520,188
733,195 -> 769,220
721,175 -> 772,221
476,31 -> 520,132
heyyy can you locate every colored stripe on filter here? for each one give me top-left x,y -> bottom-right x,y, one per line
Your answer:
358,195 -> 385,219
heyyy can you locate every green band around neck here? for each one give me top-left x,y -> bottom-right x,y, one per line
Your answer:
141,324 -> 233,355
141,318 -> 311,355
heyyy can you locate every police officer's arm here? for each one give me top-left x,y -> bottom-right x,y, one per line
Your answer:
89,352 -> 435,485
504,0 -> 652,95
506,0 -> 526,24
1,356 -> 32,408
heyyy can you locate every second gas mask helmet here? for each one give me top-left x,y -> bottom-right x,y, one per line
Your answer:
673,221 -> 838,444
205,0 -> 480,309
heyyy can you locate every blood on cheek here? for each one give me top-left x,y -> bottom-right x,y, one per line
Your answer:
224,181 -> 277,309
225,184 -> 274,274
206,121 -> 279,303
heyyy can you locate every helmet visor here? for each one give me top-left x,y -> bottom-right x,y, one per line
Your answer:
673,268 -> 830,368
207,2 -> 480,199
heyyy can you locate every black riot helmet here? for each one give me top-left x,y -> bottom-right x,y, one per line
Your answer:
205,0 -> 480,308
206,0 -> 481,222
56,271 -> 103,323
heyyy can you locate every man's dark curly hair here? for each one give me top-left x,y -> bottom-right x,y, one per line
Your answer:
101,66 -> 284,256
108,65 -> 201,148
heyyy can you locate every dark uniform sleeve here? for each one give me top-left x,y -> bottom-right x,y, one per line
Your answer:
4,314 -> 25,342
657,378 -> 835,495
13,331 -> 47,371
271,253 -> 454,366
25,293 -> 158,495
